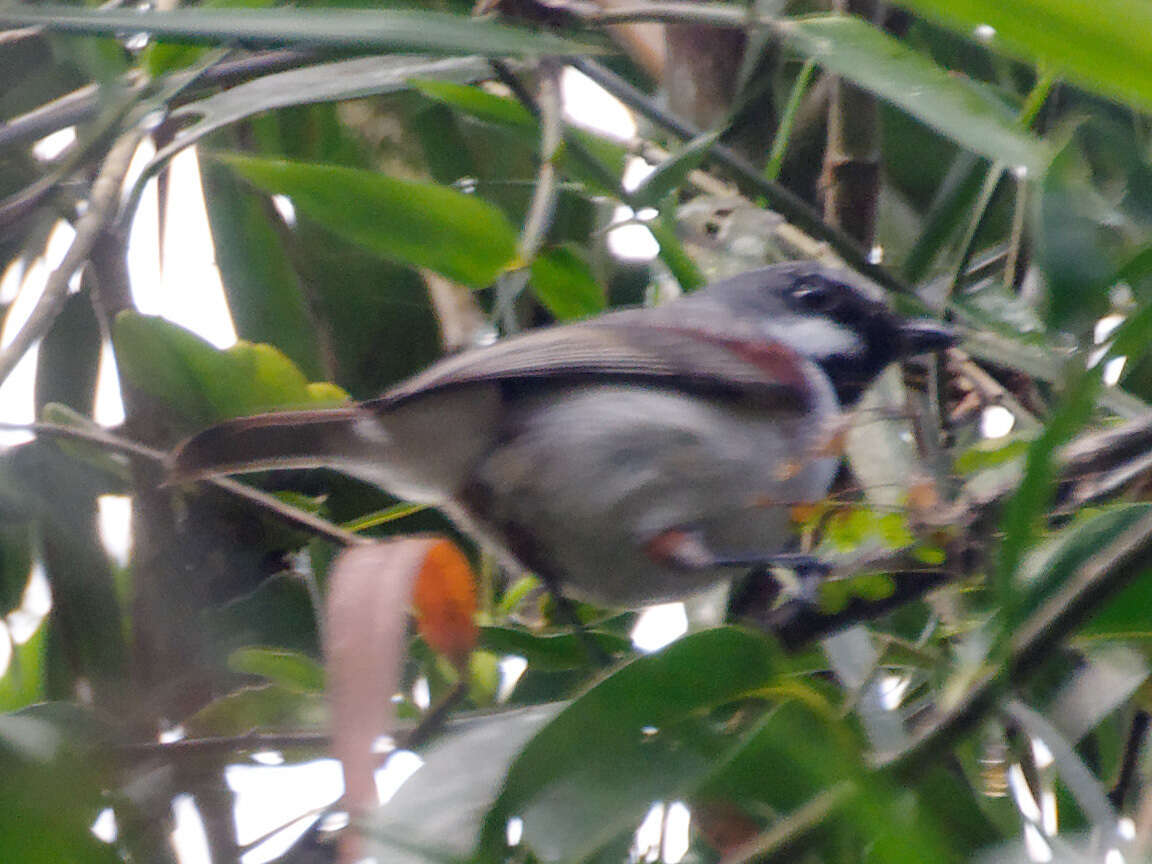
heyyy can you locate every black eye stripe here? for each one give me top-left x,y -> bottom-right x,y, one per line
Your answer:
788,278 -> 840,312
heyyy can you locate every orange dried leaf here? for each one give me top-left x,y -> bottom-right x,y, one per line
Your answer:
412,538 -> 479,668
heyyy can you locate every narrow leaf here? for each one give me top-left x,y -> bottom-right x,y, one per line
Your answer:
781,15 -> 1050,176
630,131 -> 721,208
0,7 -> 606,57
228,647 -> 325,693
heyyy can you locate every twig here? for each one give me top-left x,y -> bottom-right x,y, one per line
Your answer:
0,421 -> 367,547
0,50 -> 316,153
1109,710 -> 1150,810
517,58 -> 563,265
0,83 -> 100,150
0,128 -> 144,387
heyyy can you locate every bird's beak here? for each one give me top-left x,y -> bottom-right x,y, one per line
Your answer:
897,319 -> 957,357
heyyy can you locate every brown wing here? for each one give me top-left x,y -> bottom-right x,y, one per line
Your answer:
369,316 -> 821,412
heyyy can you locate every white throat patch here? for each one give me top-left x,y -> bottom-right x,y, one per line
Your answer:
781,317 -> 864,360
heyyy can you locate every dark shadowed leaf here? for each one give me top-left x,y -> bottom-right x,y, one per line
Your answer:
480,626 -> 632,671
479,628 -> 786,859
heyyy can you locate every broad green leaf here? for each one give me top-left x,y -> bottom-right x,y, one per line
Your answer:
781,15 -> 1050,176
479,627 -> 786,858
221,155 -> 519,287
529,246 -> 605,320
368,704 -> 563,864
0,7 -> 607,57
112,312 -> 348,428
630,131 -> 721,208
893,0 -> 1152,113
701,702 -> 963,864
228,647 -> 325,693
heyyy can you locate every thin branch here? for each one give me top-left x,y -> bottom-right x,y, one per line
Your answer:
0,50 -> 315,153
123,730 -> 331,759
0,83 -> 100,150
517,58 -> 564,265
1109,710 -> 1150,810
0,421 -> 367,547
0,128 -> 144,387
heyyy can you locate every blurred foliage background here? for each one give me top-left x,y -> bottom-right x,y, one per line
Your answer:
6,0 -> 1152,862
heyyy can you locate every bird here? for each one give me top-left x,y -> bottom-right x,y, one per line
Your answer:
170,261 -> 955,609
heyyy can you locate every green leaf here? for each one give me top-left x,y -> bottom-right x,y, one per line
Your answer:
0,618 -> 45,712
0,705 -> 120,864
479,626 -> 632,671
630,131 -> 721,209
0,7 -> 607,57
994,361 -> 1099,631
228,647 -> 325,693
954,435 -> 1034,475
1028,504 -> 1152,640
647,215 -> 706,292
112,312 -> 348,428
220,155 -> 519,287
0,523 -> 33,614
410,78 -> 537,133
184,683 -> 326,736
781,15 -> 1051,176
479,627 -> 786,858
529,246 -> 605,320
892,0 -> 1152,113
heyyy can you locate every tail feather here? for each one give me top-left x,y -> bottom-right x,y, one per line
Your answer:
169,408 -> 365,482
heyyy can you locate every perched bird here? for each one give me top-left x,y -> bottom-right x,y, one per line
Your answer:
171,262 -> 954,608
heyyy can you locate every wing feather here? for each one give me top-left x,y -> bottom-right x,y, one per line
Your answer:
370,316 -> 819,411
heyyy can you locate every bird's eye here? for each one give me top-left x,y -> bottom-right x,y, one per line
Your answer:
788,279 -> 839,313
